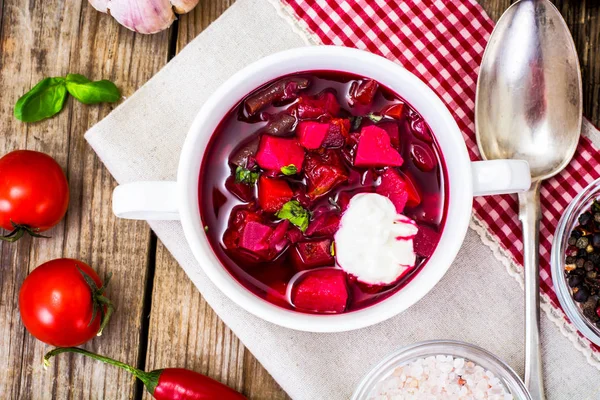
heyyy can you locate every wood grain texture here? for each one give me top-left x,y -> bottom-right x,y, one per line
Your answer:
143,1 -> 290,399
0,1 -> 170,398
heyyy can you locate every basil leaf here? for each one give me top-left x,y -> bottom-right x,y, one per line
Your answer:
366,112 -> 383,123
65,74 -> 120,104
281,164 -> 297,175
276,200 -> 310,232
235,166 -> 259,185
14,77 -> 67,122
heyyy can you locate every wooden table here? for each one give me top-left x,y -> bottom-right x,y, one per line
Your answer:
0,1 -> 598,398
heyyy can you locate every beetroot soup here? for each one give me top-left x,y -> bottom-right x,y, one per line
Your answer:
199,71 -> 447,314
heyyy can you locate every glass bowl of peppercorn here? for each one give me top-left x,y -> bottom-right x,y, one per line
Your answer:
551,177 -> 600,345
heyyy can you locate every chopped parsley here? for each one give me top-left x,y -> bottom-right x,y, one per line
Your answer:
235,165 -> 259,185
276,200 -> 310,232
281,164 -> 298,176
366,112 -> 383,123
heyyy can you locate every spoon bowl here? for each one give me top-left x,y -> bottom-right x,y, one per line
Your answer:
476,0 -> 582,181
475,1 -> 582,399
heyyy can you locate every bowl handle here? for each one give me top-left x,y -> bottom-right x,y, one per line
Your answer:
112,181 -> 180,220
471,160 -> 531,196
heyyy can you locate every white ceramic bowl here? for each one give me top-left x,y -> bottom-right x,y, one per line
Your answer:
112,46 -> 530,332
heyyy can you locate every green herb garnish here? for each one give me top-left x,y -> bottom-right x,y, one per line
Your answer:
235,166 -> 259,185
276,200 -> 310,232
281,164 -> 298,176
14,77 -> 68,122
14,73 -> 120,123
65,74 -> 120,104
366,112 -> 383,123
350,115 -> 363,131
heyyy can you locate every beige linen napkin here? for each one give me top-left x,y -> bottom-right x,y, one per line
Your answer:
86,0 -> 600,398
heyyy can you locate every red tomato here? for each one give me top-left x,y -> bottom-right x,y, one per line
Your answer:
19,258 -> 113,347
0,150 -> 69,238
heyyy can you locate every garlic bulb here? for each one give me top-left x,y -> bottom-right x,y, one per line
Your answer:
89,0 -> 200,34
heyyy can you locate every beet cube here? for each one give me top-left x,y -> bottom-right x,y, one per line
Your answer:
305,150 -> 348,200
376,169 -> 409,213
292,269 -> 348,313
306,211 -> 340,237
256,135 -> 305,172
349,79 -> 378,105
378,121 -> 400,148
239,221 -> 272,254
292,239 -> 334,271
268,220 -> 290,254
286,226 -> 304,243
297,90 -> 340,119
322,118 -> 350,148
297,121 -> 329,149
258,176 -> 293,213
225,176 -> 255,203
381,103 -> 404,120
413,225 -> 441,258
402,173 -> 422,207
354,126 -> 403,167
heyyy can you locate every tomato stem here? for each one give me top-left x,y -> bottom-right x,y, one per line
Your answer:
77,267 -> 115,335
43,347 -> 160,394
0,222 -> 48,242
95,295 -> 114,336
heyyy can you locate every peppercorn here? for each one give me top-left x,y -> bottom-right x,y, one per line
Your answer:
569,275 -> 583,287
568,236 -> 577,246
585,261 -> 595,271
580,212 -> 592,226
572,230 -> 583,239
576,237 -> 590,249
577,258 -> 586,268
593,233 -> 600,248
595,213 -> 600,223
574,286 -> 590,302
588,244 -> 595,253
590,253 -> 600,265
588,271 -> 598,279
578,249 -> 588,258
582,298 -> 600,322
566,256 -> 576,264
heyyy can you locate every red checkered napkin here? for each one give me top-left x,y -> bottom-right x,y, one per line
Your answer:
282,0 -> 600,347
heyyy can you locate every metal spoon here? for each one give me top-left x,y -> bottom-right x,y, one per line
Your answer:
475,1 -> 582,399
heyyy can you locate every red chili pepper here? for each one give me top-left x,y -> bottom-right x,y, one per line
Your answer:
44,347 -> 246,400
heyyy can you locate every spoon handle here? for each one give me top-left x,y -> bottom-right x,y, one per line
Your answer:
518,182 -> 546,400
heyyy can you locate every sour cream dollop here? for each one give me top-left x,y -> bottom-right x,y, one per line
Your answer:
334,193 -> 419,285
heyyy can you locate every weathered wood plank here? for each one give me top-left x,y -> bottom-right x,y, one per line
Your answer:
0,1 -> 170,398
478,0 -> 600,126
144,1 -> 290,399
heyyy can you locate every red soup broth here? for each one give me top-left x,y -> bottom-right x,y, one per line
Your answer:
199,71 -> 447,314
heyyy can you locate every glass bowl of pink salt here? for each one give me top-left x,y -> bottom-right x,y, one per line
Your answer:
352,340 -> 531,400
